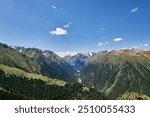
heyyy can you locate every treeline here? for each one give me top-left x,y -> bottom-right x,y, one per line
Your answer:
0,70 -> 105,100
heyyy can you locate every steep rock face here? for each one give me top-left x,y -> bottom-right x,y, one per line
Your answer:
0,43 -> 76,82
80,49 -> 150,99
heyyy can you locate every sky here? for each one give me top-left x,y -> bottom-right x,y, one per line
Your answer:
0,0 -> 150,53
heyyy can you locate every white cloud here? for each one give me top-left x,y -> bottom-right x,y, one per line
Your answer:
105,42 -> 109,44
98,43 -> 103,46
49,27 -> 68,35
144,43 -> 148,47
139,43 -> 148,47
98,42 -> 109,46
51,5 -> 56,9
131,7 -> 139,13
63,22 -> 72,28
113,38 -> 123,42
64,24 -> 70,28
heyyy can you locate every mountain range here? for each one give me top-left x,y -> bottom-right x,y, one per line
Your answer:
80,49 -> 150,99
0,42 -> 150,100
0,43 -> 105,100
62,51 -> 108,71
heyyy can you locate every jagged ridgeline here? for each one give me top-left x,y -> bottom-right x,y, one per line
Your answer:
0,43 -> 76,82
80,49 -> 150,99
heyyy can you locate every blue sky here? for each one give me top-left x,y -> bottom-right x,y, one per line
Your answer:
0,0 -> 150,52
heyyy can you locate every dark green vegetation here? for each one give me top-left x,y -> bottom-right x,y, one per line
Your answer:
80,49 -> 150,99
0,43 -> 76,82
0,64 -> 105,100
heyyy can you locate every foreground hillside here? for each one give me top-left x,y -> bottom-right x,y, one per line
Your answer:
80,49 -> 150,99
0,64 -> 105,100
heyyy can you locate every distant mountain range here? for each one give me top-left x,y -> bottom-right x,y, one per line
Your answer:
61,51 -> 108,71
0,42 -> 150,100
80,49 -> 150,99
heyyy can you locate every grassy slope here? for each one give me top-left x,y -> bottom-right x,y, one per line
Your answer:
0,43 -> 41,73
0,64 -> 105,100
0,64 -> 65,86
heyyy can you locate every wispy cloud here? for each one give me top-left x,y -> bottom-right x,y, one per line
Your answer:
49,27 -> 68,35
131,7 -> 139,13
64,24 -> 70,28
98,43 -> 103,46
125,43 -> 149,49
105,42 -> 109,44
113,38 -> 123,42
63,22 -> 72,28
98,42 -> 109,46
131,45 -> 138,49
139,43 -> 149,47
139,44 -> 143,46
51,5 -> 56,9
144,43 -> 148,47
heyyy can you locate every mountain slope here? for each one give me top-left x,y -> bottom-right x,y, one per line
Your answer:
0,43 -> 76,82
80,49 -> 150,99
0,43 -> 40,73
63,51 -> 108,71
12,46 -> 76,82
63,52 -> 96,71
